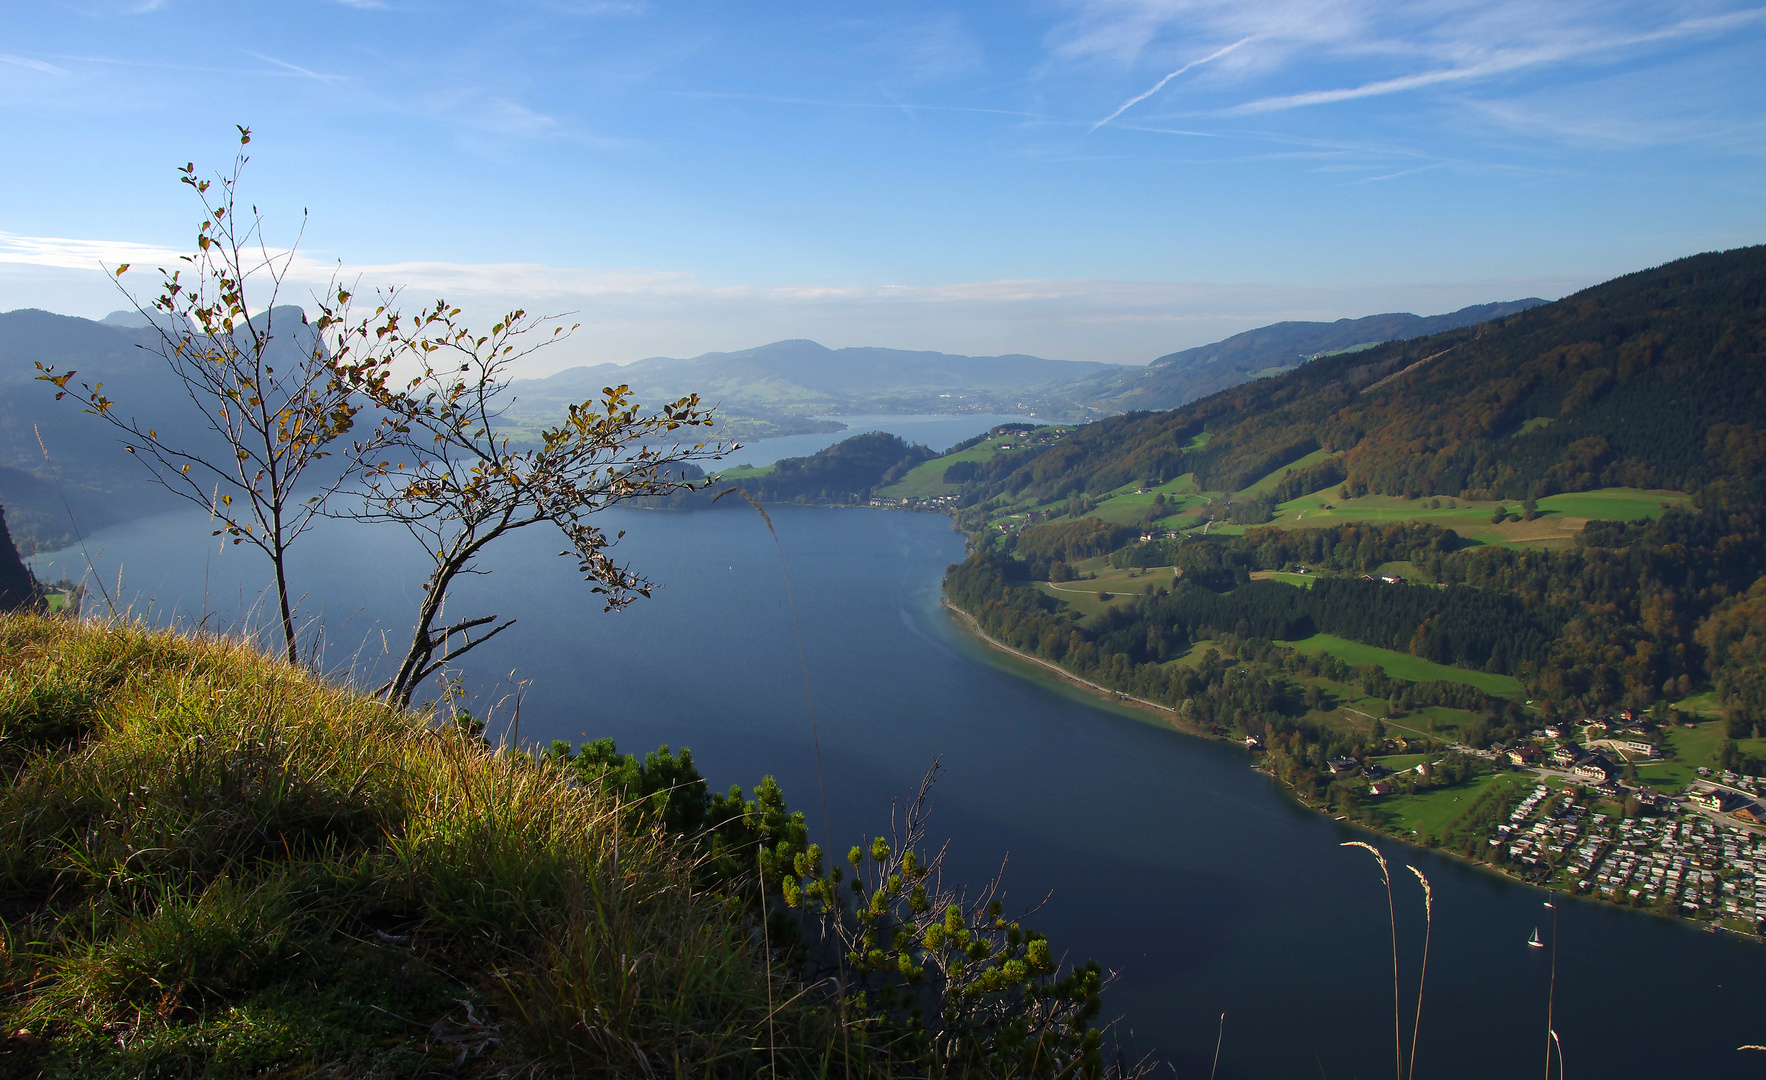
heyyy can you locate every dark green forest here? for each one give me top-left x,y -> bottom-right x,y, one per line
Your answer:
949,496 -> 1766,732
732,432 -> 934,504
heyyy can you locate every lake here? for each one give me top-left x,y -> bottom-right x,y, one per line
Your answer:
29,416 -> 1766,1078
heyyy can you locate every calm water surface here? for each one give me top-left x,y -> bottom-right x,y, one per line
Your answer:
31,419 -> 1765,1078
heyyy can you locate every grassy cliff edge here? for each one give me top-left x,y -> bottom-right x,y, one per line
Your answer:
0,614 -> 847,1079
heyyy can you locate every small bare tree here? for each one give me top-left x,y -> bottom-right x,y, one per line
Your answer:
36,127 -> 397,664
342,303 -> 727,708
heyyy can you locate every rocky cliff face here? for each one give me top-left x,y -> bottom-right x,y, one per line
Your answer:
0,505 -> 41,613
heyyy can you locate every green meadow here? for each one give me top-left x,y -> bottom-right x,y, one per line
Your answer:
1281,633 -> 1523,698
1374,771 -> 1532,838
879,426 -> 1073,499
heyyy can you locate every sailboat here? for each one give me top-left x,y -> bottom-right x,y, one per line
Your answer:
1528,927 -> 1545,949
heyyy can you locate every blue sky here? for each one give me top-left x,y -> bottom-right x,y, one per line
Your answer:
2,0 -> 1762,368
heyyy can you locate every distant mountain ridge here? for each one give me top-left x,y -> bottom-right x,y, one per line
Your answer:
506,339 -> 1123,424
0,305 -> 320,549
0,293 -> 1561,547
950,245 -> 1766,506
1042,299 -> 1547,415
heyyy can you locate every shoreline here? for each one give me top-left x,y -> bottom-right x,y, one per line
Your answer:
938,597 -> 1191,725
940,590 -> 1766,943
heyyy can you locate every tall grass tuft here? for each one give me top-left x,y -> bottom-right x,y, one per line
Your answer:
0,614 -> 851,1077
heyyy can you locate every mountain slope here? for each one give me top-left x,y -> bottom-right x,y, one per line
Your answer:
0,306 -> 322,548
1047,299 -> 1546,415
961,246 -> 1765,505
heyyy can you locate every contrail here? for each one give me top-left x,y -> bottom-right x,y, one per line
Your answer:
1090,35 -> 1254,131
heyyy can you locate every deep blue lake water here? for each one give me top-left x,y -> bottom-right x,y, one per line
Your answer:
30,416 -> 1766,1078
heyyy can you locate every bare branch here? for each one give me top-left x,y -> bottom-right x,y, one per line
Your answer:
34,139 -> 398,664
335,304 -> 732,707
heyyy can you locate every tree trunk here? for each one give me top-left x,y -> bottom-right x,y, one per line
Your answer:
272,552 -> 299,665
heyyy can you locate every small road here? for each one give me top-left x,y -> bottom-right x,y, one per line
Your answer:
1339,706 -> 1467,750
1041,573 -> 1173,596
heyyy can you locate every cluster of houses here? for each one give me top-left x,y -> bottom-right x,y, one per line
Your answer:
1317,753 -> 1406,796
1253,702 -> 1766,928
869,494 -> 964,511
1688,785 -> 1766,824
1481,715 -> 1668,791
1498,784 -> 1766,924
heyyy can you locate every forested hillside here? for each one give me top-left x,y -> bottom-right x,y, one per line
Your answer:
1043,298 -> 1544,414
940,245 -> 1766,788
957,246 -> 1766,506
715,431 -> 936,505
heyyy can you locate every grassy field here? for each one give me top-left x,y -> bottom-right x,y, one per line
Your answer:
1249,570 -> 1316,588
1373,560 -> 1428,582
1259,486 -> 1687,548
1616,721 -> 1766,789
1087,491 -> 1217,526
1370,753 -> 1430,771
1072,471 -> 1215,527
1282,633 -> 1523,697
1672,691 -> 1724,717
1537,488 -> 1686,521
1238,448 -> 1338,497
1032,564 -> 1170,618
1160,641 -> 1215,669
879,426 -> 1073,499
1374,770 -> 1531,837
1414,706 -> 1485,740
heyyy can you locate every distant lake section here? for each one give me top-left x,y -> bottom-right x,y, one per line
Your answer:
716,412 -> 1044,468
29,413 -> 1766,1079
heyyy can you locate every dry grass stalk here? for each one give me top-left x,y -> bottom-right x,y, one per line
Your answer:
1342,841 -> 1401,1080
1404,866 -> 1432,1080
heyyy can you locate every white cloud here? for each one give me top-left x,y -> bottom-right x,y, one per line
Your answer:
0,230 -> 1592,370
1223,6 -> 1766,115
0,232 -> 186,273
245,52 -> 353,85
1091,35 -> 1252,129
0,54 -> 70,75
1048,0 -> 1766,130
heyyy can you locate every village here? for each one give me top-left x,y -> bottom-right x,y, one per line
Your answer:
1315,709 -> 1766,932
